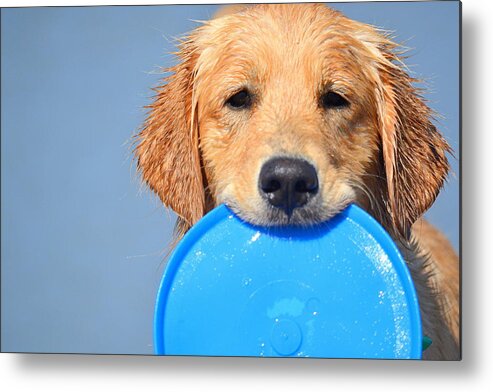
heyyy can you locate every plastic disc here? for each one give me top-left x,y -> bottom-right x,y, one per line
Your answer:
154,204 -> 422,359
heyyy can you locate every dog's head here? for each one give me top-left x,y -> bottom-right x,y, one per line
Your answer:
135,4 -> 450,240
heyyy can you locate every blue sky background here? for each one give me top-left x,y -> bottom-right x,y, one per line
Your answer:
1,2 -> 459,354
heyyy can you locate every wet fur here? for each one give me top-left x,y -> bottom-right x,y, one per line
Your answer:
135,4 -> 459,360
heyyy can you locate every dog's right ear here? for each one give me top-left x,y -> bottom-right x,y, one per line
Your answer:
135,39 -> 205,229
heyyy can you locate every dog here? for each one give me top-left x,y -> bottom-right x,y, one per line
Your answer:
135,3 -> 459,360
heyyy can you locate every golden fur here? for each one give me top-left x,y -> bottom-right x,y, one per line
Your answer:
135,4 -> 459,360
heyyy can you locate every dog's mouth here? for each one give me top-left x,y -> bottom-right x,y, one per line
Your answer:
221,156 -> 354,227
218,156 -> 357,227
224,196 -> 352,228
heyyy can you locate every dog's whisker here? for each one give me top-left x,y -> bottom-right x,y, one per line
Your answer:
359,173 -> 387,182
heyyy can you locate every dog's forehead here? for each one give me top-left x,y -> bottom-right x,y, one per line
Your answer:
193,5 -> 380,86
198,5 -> 355,52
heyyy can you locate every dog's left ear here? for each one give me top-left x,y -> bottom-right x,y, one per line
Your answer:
374,43 -> 451,239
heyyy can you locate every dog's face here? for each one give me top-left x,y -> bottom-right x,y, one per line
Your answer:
136,4 -> 450,239
196,7 -> 380,226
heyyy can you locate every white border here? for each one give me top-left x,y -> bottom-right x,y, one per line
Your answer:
0,0 -> 436,6
2,0 -> 492,391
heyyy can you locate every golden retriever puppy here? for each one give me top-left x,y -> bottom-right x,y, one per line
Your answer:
135,3 -> 459,360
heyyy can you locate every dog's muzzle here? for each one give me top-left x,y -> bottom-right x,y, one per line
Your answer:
258,157 -> 319,218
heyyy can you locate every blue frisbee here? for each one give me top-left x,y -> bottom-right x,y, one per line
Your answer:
154,204 -> 422,359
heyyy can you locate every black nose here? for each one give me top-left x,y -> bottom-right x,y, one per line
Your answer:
258,157 -> 319,217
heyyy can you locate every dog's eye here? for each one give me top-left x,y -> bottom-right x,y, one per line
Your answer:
226,89 -> 252,109
321,91 -> 349,109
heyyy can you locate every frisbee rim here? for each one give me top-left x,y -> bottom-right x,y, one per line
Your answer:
153,204 -> 422,358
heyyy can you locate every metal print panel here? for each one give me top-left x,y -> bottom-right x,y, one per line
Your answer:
1,1 -> 460,359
